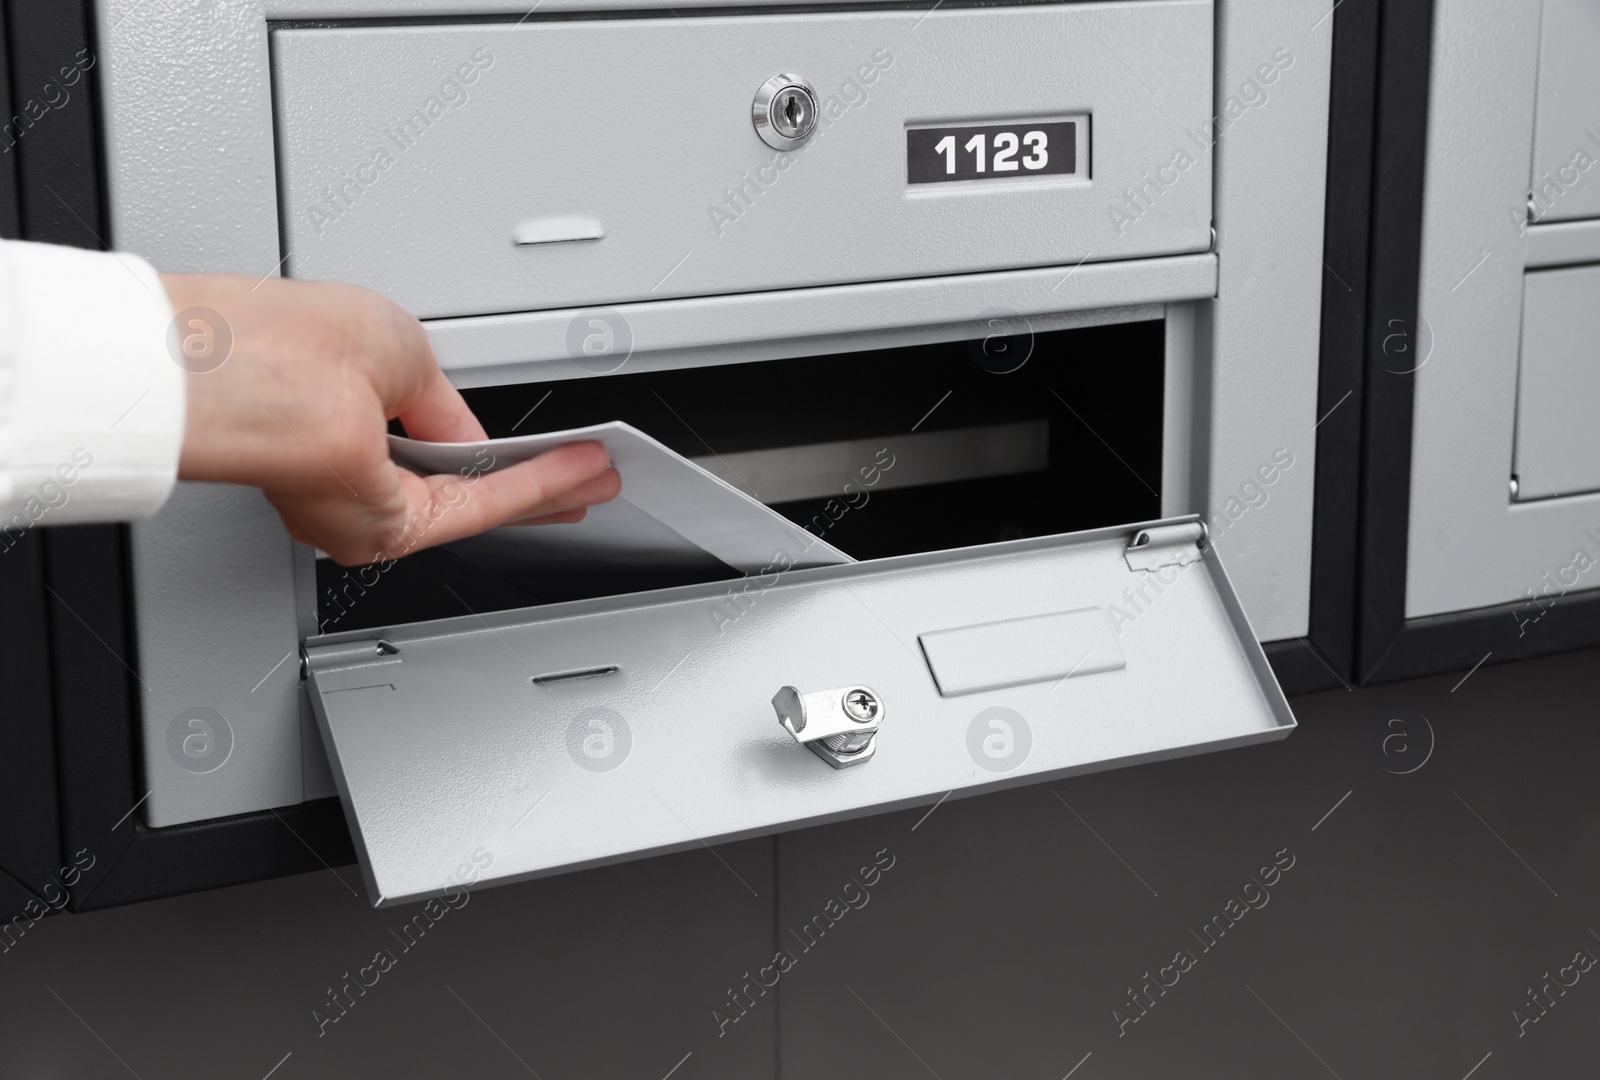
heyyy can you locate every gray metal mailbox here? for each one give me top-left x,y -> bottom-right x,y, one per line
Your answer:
87,0 -> 1334,905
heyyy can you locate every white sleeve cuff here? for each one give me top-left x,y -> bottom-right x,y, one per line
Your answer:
0,239 -> 185,525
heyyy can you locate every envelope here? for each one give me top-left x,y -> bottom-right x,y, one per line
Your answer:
388,422 -> 853,589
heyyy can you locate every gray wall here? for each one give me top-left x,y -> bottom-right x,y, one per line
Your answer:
4,647 -> 1599,1077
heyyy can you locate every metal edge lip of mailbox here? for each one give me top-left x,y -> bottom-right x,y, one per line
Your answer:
305,514 -> 1295,907
423,255 -> 1218,384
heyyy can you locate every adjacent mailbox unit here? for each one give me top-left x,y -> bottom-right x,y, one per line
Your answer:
1356,0 -> 1600,681
78,0 -> 1335,905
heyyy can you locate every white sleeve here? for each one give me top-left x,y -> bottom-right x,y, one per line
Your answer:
0,239 -> 185,527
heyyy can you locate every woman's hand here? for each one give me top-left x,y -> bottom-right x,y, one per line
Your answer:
164,273 -> 619,565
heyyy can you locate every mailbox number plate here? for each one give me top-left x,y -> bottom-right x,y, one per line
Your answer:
907,121 -> 1077,184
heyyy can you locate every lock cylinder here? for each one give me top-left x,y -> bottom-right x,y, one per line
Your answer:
773,684 -> 883,768
752,74 -> 819,150
823,730 -> 874,755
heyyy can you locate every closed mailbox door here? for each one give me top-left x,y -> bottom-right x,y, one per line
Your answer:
272,2 -> 1214,318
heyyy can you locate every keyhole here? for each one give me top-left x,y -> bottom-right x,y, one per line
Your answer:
754,76 -> 818,148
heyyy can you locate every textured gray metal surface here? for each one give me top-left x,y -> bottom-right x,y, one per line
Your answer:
1513,265 -> 1600,501
1530,0 -> 1600,225
272,3 -> 1213,318
919,609 -> 1125,695
307,516 -> 1295,906
96,0 -> 311,826
426,259 -> 1213,386
1407,0 -> 1600,616
130,483 -> 306,826
1193,0 -> 1331,640
1526,218 -> 1600,269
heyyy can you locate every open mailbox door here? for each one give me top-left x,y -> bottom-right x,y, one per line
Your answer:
305,511 -> 1294,907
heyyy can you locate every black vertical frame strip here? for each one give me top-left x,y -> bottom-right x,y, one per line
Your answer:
1262,0 -> 1382,695
1308,0 -> 1379,680
0,520 -> 61,901
0,0 -> 21,238
43,525 -> 141,900
1355,0 -> 1434,681
7,0 -> 103,248
10,0 -> 140,905
0,1 -> 87,906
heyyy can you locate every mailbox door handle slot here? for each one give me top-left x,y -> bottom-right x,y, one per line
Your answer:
511,215 -> 604,246
531,665 -> 620,686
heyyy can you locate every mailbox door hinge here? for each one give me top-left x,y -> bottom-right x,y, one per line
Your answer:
1124,521 -> 1207,572
302,638 -> 403,682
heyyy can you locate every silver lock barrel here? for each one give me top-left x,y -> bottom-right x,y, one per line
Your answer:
772,684 -> 883,768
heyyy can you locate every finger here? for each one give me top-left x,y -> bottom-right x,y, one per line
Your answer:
294,488 -> 597,564
504,508 -> 589,526
439,460 -> 619,527
393,364 -> 489,443
298,503 -> 592,565
390,442 -> 617,550
512,468 -> 619,513
268,495 -> 393,566
493,470 -> 619,517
